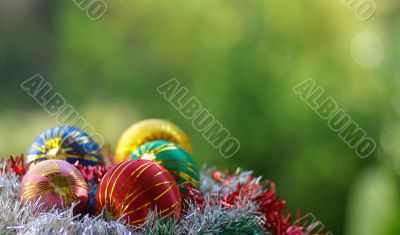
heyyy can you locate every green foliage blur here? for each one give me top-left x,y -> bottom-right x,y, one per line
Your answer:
1,1 -> 400,234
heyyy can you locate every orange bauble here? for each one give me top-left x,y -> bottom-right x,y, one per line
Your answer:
95,159 -> 181,225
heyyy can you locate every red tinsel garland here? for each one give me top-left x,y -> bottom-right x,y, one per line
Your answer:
73,162 -> 109,184
0,154 -> 26,177
182,170 -> 329,235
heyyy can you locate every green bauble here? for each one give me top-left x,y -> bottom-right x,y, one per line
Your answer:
129,140 -> 199,188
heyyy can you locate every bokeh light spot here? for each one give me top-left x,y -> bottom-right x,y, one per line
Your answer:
351,30 -> 384,69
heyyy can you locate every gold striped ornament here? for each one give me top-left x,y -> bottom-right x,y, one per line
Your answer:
95,159 -> 181,225
114,119 -> 193,163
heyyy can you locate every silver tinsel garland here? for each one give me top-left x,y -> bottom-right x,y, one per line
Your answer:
0,168 -> 269,235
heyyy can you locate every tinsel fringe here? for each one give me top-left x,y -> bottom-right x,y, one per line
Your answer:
0,156 -> 328,235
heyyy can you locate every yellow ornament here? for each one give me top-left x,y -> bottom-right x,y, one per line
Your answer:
114,119 -> 193,163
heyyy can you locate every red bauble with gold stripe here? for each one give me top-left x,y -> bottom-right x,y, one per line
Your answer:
95,159 -> 181,225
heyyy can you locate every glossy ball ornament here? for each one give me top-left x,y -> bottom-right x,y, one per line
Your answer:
114,119 -> 193,163
95,159 -> 181,225
129,140 -> 199,188
26,126 -> 104,169
19,160 -> 88,212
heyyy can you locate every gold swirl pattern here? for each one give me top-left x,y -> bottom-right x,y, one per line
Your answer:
26,126 -> 103,169
20,160 -> 88,211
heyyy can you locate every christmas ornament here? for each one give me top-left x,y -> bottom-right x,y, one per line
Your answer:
114,119 -> 193,163
95,159 -> 181,225
26,126 -> 104,169
129,140 -> 200,188
19,160 -> 88,213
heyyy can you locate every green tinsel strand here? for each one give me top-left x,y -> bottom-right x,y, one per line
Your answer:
218,216 -> 267,235
144,218 -> 179,235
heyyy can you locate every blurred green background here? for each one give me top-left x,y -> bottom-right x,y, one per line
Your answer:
1,0 -> 399,234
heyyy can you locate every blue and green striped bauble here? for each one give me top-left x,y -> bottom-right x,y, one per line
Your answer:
129,140 -> 199,188
26,126 -> 104,169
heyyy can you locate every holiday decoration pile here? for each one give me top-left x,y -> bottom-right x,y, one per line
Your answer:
0,119 -> 329,234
